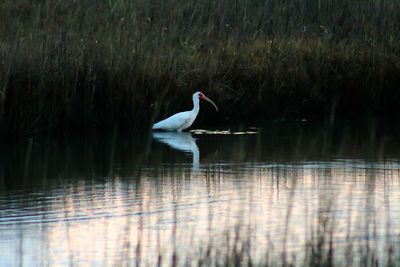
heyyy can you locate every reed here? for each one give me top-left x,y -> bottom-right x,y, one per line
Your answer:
0,0 -> 399,137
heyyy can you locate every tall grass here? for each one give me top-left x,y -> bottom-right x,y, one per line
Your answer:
0,0 -> 400,136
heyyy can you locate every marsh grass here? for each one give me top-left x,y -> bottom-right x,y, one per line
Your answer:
1,0 -> 400,137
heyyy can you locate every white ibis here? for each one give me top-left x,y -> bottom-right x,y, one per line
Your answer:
152,92 -> 218,132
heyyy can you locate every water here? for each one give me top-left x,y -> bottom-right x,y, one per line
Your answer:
0,121 -> 400,266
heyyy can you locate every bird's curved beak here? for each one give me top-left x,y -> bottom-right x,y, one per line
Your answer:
201,95 -> 218,112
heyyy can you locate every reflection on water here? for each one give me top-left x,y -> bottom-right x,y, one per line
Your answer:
0,121 -> 400,266
153,131 -> 199,171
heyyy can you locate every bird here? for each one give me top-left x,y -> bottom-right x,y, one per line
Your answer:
152,92 -> 218,132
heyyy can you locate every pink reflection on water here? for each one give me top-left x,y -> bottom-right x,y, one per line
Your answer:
1,160 -> 400,266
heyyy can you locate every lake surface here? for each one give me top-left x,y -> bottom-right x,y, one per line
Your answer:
0,121 -> 399,266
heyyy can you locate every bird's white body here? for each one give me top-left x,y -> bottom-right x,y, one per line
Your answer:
152,92 -> 218,132
152,110 -> 198,132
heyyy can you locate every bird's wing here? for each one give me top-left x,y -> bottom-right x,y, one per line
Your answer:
153,111 -> 192,131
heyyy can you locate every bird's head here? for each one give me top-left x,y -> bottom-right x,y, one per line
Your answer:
195,92 -> 218,111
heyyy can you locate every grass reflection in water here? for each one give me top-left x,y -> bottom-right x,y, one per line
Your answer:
0,122 -> 399,266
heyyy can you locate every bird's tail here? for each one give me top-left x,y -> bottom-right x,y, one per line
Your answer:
152,122 -> 161,130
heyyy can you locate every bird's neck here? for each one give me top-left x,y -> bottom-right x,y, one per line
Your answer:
192,99 -> 200,114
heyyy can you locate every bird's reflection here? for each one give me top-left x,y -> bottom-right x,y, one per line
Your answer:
152,132 -> 199,172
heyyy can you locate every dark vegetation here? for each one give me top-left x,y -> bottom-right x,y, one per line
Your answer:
1,0 -> 400,137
